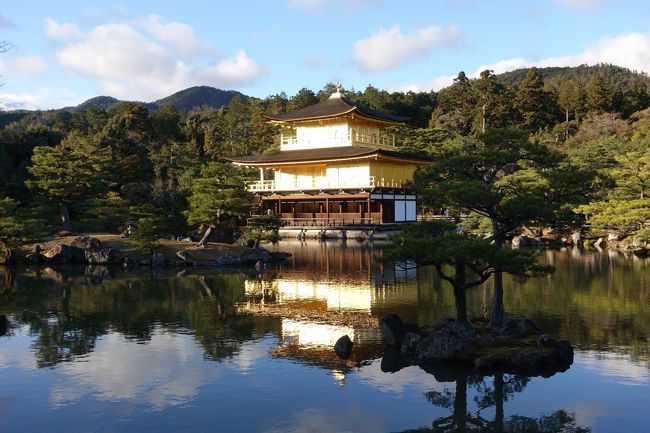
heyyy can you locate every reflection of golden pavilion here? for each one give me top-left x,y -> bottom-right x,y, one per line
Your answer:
245,279 -> 374,312
281,319 -> 356,346
239,241 -> 420,386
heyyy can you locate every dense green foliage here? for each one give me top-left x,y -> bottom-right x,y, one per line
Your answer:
0,64 -> 647,246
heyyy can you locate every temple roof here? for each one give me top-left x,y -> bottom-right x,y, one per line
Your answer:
264,92 -> 409,125
228,146 -> 432,166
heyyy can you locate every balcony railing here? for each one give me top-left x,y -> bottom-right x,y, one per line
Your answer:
280,129 -> 395,149
246,176 -> 403,192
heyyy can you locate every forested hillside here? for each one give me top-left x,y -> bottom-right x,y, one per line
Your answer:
0,64 -> 649,247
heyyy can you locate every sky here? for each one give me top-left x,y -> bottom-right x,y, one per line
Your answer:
0,0 -> 649,110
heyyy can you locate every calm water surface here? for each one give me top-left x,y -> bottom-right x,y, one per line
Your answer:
1,241 -> 648,433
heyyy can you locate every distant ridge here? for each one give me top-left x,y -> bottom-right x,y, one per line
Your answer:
495,64 -> 650,90
71,86 -> 243,113
152,86 -> 242,112
75,96 -> 122,111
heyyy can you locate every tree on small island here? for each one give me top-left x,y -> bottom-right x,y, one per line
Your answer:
386,220 -> 552,325
413,128 -> 597,326
246,214 -> 281,249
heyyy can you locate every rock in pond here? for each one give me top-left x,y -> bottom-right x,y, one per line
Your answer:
334,335 -> 354,360
380,313 -> 419,347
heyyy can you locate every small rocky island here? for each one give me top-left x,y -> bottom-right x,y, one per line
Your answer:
379,313 -> 573,375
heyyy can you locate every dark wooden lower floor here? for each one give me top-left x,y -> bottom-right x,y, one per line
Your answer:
255,191 -> 417,226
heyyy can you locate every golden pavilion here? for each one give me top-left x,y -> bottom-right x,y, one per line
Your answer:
229,87 -> 431,228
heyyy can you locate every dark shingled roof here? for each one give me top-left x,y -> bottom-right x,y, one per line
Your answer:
264,94 -> 409,124
228,146 -> 432,165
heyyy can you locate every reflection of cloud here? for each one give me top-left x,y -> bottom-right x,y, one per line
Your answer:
0,325 -> 39,371
573,402 -> 609,430
234,340 -> 269,372
356,358 -> 449,394
50,330 -> 219,410
577,351 -> 650,386
264,407 -> 385,433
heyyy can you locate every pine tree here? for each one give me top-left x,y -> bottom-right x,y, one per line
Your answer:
26,133 -> 113,232
413,128 -> 597,326
131,217 -> 163,259
185,162 -> 253,246
586,74 -> 612,113
513,67 -> 561,132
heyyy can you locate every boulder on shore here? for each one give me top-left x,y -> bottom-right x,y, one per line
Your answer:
512,235 -> 543,248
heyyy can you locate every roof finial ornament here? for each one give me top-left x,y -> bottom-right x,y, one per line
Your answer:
330,83 -> 344,99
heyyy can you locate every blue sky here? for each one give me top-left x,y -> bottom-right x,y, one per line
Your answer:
0,0 -> 649,109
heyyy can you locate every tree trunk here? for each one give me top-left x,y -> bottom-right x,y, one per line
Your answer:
197,225 -> 215,247
493,373 -> 505,432
59,201 -> 72,232
490,219 -> 505,327
453,374 -> 468,431
453,261 -> 468,324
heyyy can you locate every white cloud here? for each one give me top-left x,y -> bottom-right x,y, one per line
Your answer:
13,56 -> 48,74
536,32 -> 650,72
51,17 -> 266,101
201,49 -> 267,85
139,14 -> 204,57
471,58 -> 528,76
352,25 -> 461,72
288,0 -> 380,13
394,32 -> 650,93
552,0 -> 603,12
391,74 -> 458,93
287,0 -> 327,11
0,87 -> 83,110
44,18 -> 81,40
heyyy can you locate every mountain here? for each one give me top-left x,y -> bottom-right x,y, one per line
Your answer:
151,86 -> 242,112
75,96 -> 122,111
70,86 -> 244,113
495,64 -> 650,91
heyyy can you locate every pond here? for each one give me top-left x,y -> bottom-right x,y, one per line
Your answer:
0,241 -> 648,433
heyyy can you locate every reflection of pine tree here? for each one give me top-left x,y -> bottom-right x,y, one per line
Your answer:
398,372 -> 590,433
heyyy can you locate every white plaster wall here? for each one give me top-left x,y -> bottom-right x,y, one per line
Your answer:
326,165 -> 370,188
282,124 -> 351,150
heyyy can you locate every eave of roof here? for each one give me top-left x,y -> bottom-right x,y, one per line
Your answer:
227,146 -> 433,166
